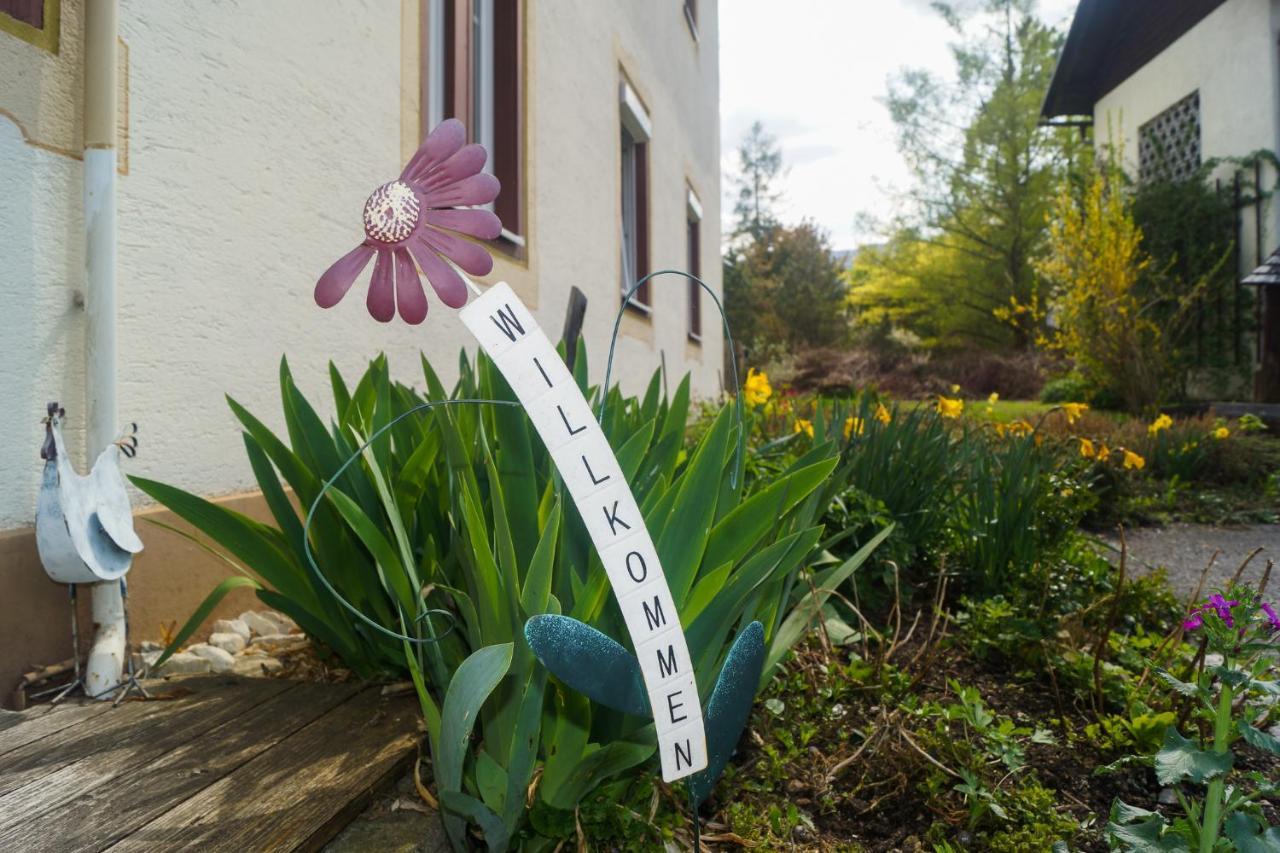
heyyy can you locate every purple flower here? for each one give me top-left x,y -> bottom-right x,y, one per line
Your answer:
1263,602 -> 1280,633
1183,609 -> 1204,631
315,119 -> 502,325
1206,594 -> 1240,627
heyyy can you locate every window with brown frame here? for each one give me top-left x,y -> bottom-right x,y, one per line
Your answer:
0,0 -> 59,52
686,189 -> 702,341
620,80 -> 651,311
422,0 -> 524,254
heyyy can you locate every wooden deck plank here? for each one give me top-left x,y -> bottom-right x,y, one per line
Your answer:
1,681 -> 362,853
0,676 -> 294,829
0,700 -> 116,759
107,687 -> 421,853
0,676 -> 259,781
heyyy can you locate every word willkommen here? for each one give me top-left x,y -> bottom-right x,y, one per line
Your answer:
461,283 -> 708,781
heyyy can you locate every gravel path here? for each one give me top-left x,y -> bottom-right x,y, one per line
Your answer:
1107,524 -> 1280,599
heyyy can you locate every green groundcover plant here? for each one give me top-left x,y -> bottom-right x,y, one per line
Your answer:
1109,584 -> 1280,852
133,346 -> 889,850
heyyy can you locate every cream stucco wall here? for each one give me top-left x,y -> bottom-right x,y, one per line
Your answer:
1093,0 -> 1280,272
0,0 -> 722,532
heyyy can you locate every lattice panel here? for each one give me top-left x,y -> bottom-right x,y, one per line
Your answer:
1139,91 -> 1201,183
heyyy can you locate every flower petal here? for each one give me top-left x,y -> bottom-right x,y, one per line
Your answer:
400,118 -> 466,183
426,208 -> 503,240
366,250 -> 396,323
408,240 -> 469,309
314,244 -> 375,308
393,247 -> 428,325
419,144 -> 488,195
423,226 -> 494,277
422,173 -> 500,208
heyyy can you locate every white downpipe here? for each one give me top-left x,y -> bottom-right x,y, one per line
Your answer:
84,0 -> 124,699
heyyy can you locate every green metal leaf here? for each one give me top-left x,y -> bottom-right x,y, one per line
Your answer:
524,615 -> 648,718
688,621 -> 765,807
1154,727 -> 1233,786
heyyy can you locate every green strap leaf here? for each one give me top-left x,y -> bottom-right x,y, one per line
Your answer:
439,790 -> 510,852
439,644 -> 514,849
152,575 -> 262,668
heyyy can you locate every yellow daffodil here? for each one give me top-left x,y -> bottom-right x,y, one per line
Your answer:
1062,402 -> 1088,425
950,384 -> 962,394
1008,419 -> 1034,437
1213,427 -> 1230,440
874,402 -> 892,425
743,368 -> 772,408
1147,414 -> 1173,436
994,422 -> 1007,438
1079,438 -> 1096,459
1097,444 -> 1111,462
794,418 -> 814,438
843,416 -> 865,440
937,396 -> 964,419
988,392 -> 1000,405
1123,449 -> 1146,470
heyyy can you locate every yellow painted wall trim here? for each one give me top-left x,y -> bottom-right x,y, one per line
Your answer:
0,0 -> 59,54
0,34 -> 129,174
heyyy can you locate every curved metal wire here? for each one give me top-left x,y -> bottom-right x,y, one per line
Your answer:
600,270 -> 745,488
302,397 -> 520,646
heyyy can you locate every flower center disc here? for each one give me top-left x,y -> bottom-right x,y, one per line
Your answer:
362,180 -> 421,244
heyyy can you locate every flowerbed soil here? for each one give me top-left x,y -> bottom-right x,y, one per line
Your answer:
692,620 -> 1280,851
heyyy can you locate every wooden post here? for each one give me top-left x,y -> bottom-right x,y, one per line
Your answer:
1258,287 -> 1280,402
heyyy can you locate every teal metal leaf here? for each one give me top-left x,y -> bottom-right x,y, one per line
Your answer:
524,615 -> 649,717
688,621 -> 765,807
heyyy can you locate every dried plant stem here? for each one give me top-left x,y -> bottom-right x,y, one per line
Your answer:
1092,528 -> 1127,719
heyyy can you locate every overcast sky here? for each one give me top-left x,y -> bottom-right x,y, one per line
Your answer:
718,0 -> 1080,252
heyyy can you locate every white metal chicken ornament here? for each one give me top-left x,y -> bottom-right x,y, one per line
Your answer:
35,402 -> 145,701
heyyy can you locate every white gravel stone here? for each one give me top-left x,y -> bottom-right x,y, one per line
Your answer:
1205,653 -> 1225,668
208,632 -> 247,654
187,643 -> 236,674
233,654 -> 284,677
1158,787 -> 1178,805
251,632 -> 307,653
140,640 -> 163,653
213,618 -> 252,643
260,610 -> 299,634
156,652 -> 213,675
239,611 -> 279,637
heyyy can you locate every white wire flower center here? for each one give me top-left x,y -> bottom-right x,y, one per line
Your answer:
362,180 -> 421,244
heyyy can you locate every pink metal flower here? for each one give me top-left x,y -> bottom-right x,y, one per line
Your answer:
314,119 -> 502,324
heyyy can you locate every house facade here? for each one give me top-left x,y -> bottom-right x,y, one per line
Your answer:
0,0 -> 722,701
1042,0 -> 1280,399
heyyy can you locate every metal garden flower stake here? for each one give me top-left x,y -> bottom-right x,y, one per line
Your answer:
312,120 -> 764,803
314,118 -> 502,323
